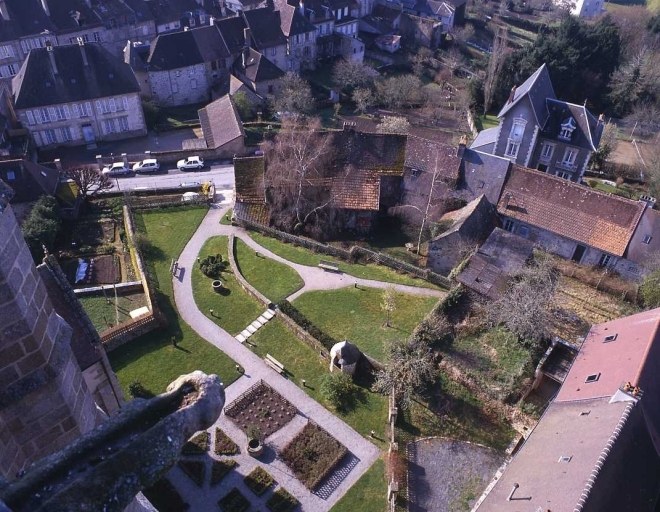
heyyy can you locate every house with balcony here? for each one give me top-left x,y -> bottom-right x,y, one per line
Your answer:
12,41 -> 146,149
470,64 -> 603,183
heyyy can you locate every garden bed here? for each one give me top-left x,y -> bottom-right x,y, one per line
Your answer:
266,488 -> 299,512
244,466 -> 275,496
281,422 -> 348,490
211,459 -> 238,486
218,488 -> 250,512
142,478 -> 188,512
177,460 -> 205,487
224,381 -> 298,439
181,431 -> 210,455
214,427 -> 240,456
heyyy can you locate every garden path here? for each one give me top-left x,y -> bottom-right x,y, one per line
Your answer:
173,204 -> 382,511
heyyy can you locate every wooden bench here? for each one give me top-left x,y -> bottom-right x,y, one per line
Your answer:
264,354 -> 285,374
318,260 -> 340,272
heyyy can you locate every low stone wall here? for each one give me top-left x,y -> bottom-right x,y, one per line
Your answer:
73,281 -> 143,297
238,219 -> 451,289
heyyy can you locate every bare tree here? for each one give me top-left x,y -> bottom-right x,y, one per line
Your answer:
486,253 -> 558,344
64,166 -> 113,200
271,72 -> 314,115
411,47 -> 433,77
376,115 -> 411,134
381,286 -> 397,327
264,117 -> 338,234
373,339 -> 436,409
590,121 -> 618,170
352,87 -> 375,114
483,24 -> 510,115
375,75 -> 424,109
332,59 -> 379,91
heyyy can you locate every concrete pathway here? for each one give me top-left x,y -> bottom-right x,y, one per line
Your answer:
172,205 -> 382,511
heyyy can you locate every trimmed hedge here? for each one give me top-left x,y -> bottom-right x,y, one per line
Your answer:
244,466 -> 275,496
218,488 -> 250,512
214,427 -> 240,456
277,300 -> 339,350
181,431 -> 210,455
267,487 -> 299,512
211,459 -> 237,486
177,460 -> 205,487
142,478 -> 189,512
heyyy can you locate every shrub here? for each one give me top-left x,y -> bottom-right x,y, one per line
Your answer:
218,488 -> 250,512
142,478 -> 189,512
320,372 -> 356,410
131,232 -> 152,254
410,313 -> 452,349
214,427 -> 239,455
128,380 -> 154,399
244,466 -> 275,496
641,270 -> 660,308
181,431 -> 210,455
211,459 -> 237,486
177,460 -> 205,487
266,488 -> 299,512
22,195 -> 61,262
588,179 -> 598,188
199,253 -> 228,279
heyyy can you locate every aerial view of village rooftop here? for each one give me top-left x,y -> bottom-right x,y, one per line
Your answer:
0,0 -> 659,510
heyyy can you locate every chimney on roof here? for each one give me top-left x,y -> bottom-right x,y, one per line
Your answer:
209,15 -> 215,25
243,27 -> 251,46
507,483 -> 519,501
457,134 -> 467,158
40,0 -> 50,16
184,26 -> 189,31
507,85 -> 517,104
0,1 -> 10,21
45,40 -> 57,75
299,0 -> 305,16
77,37 -> 89,66
501,192 -> 511,209
242,46 -> 249,68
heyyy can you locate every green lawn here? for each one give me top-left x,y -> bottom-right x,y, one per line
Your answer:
249,232 -> 443,290
331,459 -> 386,512
192,236 -> 264,335
108,208 -> 239,397
293,287 -> 438,361
220,209 -> 233,225
234,238 -> 304,303
586,179 -> 641,200
477,114 -> 499,131
78,292 -> 147,332
247,319 -> 389,443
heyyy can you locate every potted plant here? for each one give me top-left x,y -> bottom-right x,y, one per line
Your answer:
246,425 -> 263,458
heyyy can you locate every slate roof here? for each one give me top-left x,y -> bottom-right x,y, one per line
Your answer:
239,48 -> 284,82
457,227 -> 533,299
469,126 -> 498,150
198,95 -> 244,149
459,148 -> 511,205
243,8 -> 287,49
626,207 -> 660,266
405,136 -> 461,184
147,25 -> 230,71
372,3 -> 403,22
215,15 -> 248,55
541,98 -> 600,151
497,166 -> 645,256
13,43 -> 140,109
497,64 -> 556,126
0,159 -> 59,202
274,0 -> 316,36
147,0 -> 206,25
229,74 -> 262,102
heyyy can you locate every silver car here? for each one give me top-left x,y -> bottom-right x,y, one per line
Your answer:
101,162 -> 131,176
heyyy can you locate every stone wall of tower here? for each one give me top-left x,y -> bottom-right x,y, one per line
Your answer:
0,205 -> 98,479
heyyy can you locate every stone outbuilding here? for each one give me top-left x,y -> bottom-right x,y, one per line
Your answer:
329,340 -> 362,375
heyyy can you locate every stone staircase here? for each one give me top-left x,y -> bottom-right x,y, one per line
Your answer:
235,308 -> 276,343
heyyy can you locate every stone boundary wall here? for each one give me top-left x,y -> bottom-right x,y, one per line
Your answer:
227,235 -> 271,306
73,281 -> 143,296
238,219 -> 451,289
99,206 -> 159,351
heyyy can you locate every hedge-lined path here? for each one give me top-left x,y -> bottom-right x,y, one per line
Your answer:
172,204 -> 380,511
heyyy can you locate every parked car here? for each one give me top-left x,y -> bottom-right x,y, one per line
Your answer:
101,162 -> 131,176
132,159 -> 160,173
177,156 -> 204,171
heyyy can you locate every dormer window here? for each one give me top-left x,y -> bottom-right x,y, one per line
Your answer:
559,117 -> 576,140
505,118 -> 526,159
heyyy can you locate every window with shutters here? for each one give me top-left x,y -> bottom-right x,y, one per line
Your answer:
73,104 -> 80,118
26,111 -> 35,125
0,45 -> 13,58
44,129 -> 57,144
109,98 -> 117,112
7,63 -> 15,75
85,102 -> 93,117
103,119 -> 116,134
59,127 -> 72,141
34,109 -> 43,124
41,108 -> 51,123
118,116 -> 129,131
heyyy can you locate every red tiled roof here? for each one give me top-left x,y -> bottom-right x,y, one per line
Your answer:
331,173 -> 381,211
234,156 -> 265,203
556,307 -> 660,402
498,166 -> 645,256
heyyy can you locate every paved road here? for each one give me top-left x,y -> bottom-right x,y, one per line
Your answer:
105,163 -> 235,193
172,205 -> 382,511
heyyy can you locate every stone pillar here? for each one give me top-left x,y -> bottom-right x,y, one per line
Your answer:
0,205 -> 98,479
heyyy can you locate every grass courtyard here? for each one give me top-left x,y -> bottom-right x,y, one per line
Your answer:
293,287 -> 439,361
192,236 -> 265,335
78,292 -> 147,332
234,238 -> 304,302
108,208 -> 239,396
331,459 -> 386,512
248,231 -> 443,290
